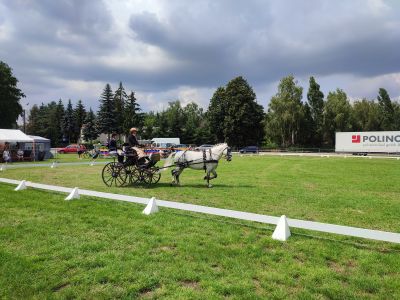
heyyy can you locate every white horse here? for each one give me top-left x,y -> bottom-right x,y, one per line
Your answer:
163,143 -> 232,187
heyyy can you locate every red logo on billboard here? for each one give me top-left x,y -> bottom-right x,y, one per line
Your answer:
352,135 -> 361,143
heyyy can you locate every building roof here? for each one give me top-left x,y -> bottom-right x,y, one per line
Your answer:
0,129 -> 33,142
28,135 -> 50,142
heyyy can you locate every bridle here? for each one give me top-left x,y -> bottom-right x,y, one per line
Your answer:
221,146 -> 232,161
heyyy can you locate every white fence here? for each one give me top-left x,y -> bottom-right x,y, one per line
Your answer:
0,177 -> 399,244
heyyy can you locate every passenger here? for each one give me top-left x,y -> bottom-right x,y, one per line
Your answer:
108,133 -> 123,164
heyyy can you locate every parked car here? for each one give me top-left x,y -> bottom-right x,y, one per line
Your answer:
239,146 -> 258,153
195,144 -> 214,151
58,144 -> 86,154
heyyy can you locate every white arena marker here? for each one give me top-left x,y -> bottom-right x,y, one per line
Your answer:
272,215 -> 291,241
143,197 -> 159,215
0,164 -> 6,171
14,180 -> 27,191
65,187 -> 80,200
90,161 -> 95,166
50,162 -> 56,169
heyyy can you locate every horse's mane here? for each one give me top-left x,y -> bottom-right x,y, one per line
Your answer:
212,143 -> 227,147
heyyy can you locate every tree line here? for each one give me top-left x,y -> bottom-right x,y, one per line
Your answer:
1,60 -> 399,148
264,76 -> 400,148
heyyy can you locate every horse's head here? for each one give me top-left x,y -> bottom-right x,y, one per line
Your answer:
211,143 -> 232,161
224,146 -> 232,162
218,143 -> 232,162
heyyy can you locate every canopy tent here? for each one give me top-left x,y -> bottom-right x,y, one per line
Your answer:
28,135 -> 52,160
0,129 -> 33,142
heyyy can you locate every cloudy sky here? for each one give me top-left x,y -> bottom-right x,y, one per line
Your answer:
1,0 -> 399,112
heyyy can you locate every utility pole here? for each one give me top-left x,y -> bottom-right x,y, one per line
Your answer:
23,109 -> 26,133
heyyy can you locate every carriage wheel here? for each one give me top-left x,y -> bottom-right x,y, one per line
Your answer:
143,167 -> 161,185
125,165 -> 141,185
102,162 -> 127,187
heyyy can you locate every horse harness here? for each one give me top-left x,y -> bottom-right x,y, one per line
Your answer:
175,148 -> 219,172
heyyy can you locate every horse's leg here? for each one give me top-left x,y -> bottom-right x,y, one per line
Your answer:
171,168 -> 179,185
171,167 -> 183,185
176,168 -> 183,185
205,166 -> 218,188
209,169 -> 217,180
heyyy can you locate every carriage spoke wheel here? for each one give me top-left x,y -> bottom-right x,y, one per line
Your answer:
125,165 -> 141,185
102,162 -> 127,187
143,167 -> 161,185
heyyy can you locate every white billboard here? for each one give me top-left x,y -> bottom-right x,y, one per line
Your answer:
335,131 -> 400,153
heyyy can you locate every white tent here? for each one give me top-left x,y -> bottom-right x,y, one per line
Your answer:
0,129 -> 33,142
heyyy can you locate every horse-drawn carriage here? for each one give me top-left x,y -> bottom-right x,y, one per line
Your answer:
101,148 -> 161,187
101,143 -> 232,188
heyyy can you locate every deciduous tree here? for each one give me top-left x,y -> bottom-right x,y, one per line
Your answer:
265,75 -> 303,147
0,61 -> 25,128
323,89 -> 352,146
377,88 -> 394,130
223,76 -> 264,147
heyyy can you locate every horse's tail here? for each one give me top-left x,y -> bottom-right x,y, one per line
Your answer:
161,152 -> 176,172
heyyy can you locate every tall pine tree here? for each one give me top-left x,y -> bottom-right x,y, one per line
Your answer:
55,100 -> 65,145
123,91 -> 141,134
74,99 -> 86,142
62,100 -> 76,144
114,82 -> 127,135
83,108 -> 98,142
97,83 -> 115,139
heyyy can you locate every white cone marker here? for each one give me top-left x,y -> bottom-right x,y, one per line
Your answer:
15,180 -> 27,191
272,215 -> 291,241
143,197 -> 159,215
65,187 -> 80,200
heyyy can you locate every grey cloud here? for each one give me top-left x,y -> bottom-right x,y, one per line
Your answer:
2,0 -> 116,55
1,0 -> 400,112
129,0 -> 400,88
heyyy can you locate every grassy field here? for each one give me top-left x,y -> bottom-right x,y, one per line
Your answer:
1,155 -> 400,298
1,155 -> 400,231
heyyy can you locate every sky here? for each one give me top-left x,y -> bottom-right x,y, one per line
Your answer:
1,0 -> 399,113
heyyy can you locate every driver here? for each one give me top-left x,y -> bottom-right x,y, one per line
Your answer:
128,127 -> 147,164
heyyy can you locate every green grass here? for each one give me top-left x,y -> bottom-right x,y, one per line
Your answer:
1,184 -> 399,299
4,153 -> 112,165
1,155 -> 400,298
2,155 -> 400,232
